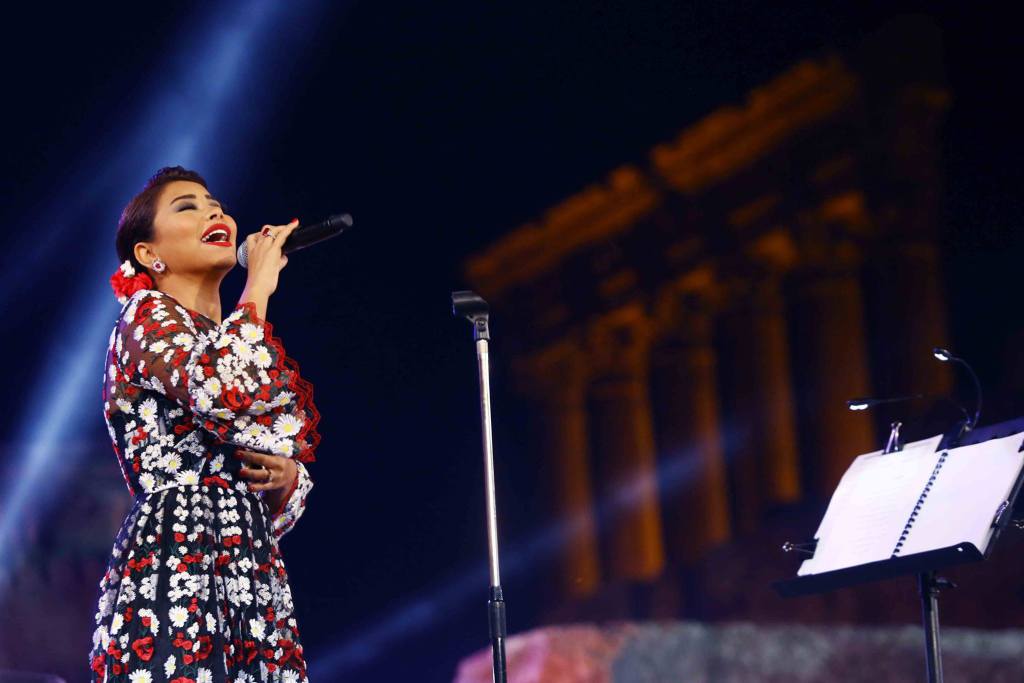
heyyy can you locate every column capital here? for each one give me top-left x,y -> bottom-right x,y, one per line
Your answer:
515,338 -> 590,405
651,265 -> 723,347
718,268 -> 788,320
586,304 -> 656,380
742,228 -> 801,274
794,190 -> 871,274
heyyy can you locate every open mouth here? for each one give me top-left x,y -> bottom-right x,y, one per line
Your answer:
201,223 -> 232,246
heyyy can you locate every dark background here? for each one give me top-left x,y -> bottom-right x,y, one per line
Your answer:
0,2 -> 1020,680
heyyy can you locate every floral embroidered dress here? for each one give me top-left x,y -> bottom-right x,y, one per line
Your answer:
90,289 -> 321,683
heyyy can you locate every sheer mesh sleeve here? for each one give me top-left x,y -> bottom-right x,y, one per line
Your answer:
269,461 -> 314,538
116,289 -> 321,462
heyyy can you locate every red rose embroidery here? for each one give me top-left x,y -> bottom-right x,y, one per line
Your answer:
90,654 -> 105,678
196,635 -> 213,661
132,636 -> 154,661
221,384 -> 253,412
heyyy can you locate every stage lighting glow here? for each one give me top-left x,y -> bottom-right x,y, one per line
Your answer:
0,0 -> 327,585
312,435 -> 722,678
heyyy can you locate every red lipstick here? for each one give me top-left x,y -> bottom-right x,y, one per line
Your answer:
201,223 -> 232,247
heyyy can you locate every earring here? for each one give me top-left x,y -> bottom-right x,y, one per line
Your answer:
152,258 -> 166,273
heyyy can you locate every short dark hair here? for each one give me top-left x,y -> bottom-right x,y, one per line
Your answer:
115,166 -> 208,274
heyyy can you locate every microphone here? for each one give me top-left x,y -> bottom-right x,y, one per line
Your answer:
932,347 -> 982,431
237,213 -> 353,268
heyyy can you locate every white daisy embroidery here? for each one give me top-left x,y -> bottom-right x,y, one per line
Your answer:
243,423 -> 264,440
271,391 -> 295,408
231,337 -> 255,362
249,617 -> 266,640
138,472 -> 156,492
239,322 -> 264,343
145,376 -> 166,395
203,377 -> 222,396
138,398 -> 158,424
172,332 -> 194,349
252,345 -> 273,369
195,392 -> 214,413
273,414 -> 303,438
168,605 -> 189,628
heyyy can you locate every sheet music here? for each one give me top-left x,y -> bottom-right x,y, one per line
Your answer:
798,434 -> 944,576
897,432 -> 1024,557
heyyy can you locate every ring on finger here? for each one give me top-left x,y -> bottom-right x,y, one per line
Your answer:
264,468 -> 272,484
261,227 -> 276,238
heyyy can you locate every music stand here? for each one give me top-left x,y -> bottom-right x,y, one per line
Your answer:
774,417 -> 1024,683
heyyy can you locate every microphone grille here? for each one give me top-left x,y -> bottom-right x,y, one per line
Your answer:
237,241 -> 249,269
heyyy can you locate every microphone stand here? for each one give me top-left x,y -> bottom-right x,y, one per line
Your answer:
452,291 -> 508,683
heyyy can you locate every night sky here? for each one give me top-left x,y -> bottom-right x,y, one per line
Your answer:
1,2 -> 1020,680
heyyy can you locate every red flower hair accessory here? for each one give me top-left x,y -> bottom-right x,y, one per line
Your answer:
110,259 -> 154,305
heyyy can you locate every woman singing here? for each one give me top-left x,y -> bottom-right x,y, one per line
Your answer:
90,166 -> 320,682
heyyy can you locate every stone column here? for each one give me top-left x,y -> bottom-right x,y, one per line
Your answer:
744,278 -> 803,503
869,241 -> 951,398
721,270 -> 803,530
868,83 -> 952,399
868,74 -> 954,403
650,278 -> 731,564
793,241 -> 877,494
587,307 -> 666,581
520,342 -> 602,598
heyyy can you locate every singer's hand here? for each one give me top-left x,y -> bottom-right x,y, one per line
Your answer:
239,218 -> 301,317
235,448 -> 298,493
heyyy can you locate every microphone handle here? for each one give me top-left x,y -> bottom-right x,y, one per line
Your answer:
281,213 -> 353,255
237,213 -> 353,268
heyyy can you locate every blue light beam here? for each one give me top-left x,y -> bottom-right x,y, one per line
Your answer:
311,424 -> 750,678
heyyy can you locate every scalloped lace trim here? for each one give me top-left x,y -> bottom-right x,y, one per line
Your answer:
234,302 -> 321,462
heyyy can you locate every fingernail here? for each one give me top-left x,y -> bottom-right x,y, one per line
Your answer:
291,217 -> 299,224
